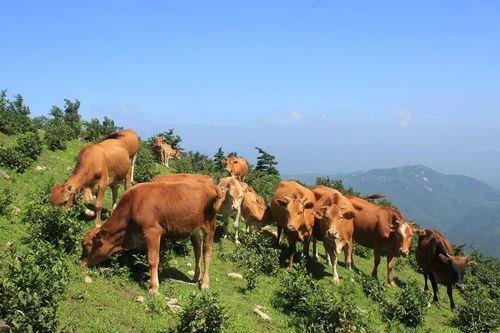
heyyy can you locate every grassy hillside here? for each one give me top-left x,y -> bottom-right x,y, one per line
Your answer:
0,138 -> 490,332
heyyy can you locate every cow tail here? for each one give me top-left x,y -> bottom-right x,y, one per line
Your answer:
364,193 -> 387,200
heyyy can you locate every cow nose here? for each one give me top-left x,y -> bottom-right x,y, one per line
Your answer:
287,225 -> 295,232
455,283 -> 465,291
327,229 -> 338,238
400,249 -> 409,256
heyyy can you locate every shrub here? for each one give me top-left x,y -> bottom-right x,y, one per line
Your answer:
0,188 -> 13,216
82,117 -> 122,142
0,242 -> 69,332
359,273 -> 386,303
384,280 -> 428,328
0,146 -> 34,173
454,286 -> 499,333
0,91 -> 33,135
23,201 -> 86,253
234,229 -> 280,276
245,170 -> 280,202
272,266 -> 318,316
15,132 -> 43,161
354,243 -> 372,259
45,118 -> 71,151
467,251 -> 500,299
134,141 -> 159,183
178,291 -> 227,333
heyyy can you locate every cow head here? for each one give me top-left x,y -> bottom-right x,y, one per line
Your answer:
80,227 -> 123,266
155,136 -> 165,147
390,217 -> 418,256
51,182 -> 77,208
438,252 -> 477,289
225,157 -> 239,174
242,191 -> 269,229
220,177 -> 245,212
313,202 -> 355,253
277,195 -> 315,240
173,149 -> 181,159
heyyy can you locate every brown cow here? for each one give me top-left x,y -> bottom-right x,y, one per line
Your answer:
105,129 -> 139,182
152,173 -> 212,184
311,186 -> 356,282
155,137 -> 181,167
270,181 -> 316,269
240,182 -> 272,230
347,194 -> 424,286
51,139 -> 132,226
218,176 -> 245,244
80,181 -> 223,295
225,156 -> 249,181
416,229 -> 476,309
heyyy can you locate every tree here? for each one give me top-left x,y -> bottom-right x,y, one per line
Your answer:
213,147 -> 226,172
254,147 -> 279,176
0,91 -> 33,134
315,177 -> 359,196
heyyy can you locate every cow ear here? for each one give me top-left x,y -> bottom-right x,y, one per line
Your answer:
304,201 -> 314,209
467,260 -> 477,268
438,254 -> 451,264
342,211 -> 356,220
415,228 -> 426,236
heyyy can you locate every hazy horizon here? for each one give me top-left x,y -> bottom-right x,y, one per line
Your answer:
1,1 -> 499,187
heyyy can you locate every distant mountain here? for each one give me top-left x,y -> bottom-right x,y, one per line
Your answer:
284,165 -> 500,257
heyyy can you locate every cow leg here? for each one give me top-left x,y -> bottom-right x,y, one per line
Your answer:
286,234 -> 297,270
312,238 -> 319,261
200,223 -> 215,291
111,185 -> 119,211
447,284 -> 455,310
233,209 -> 241,245
387,255 -> 397,286
165,156 -> 170,168
130,153 -> 137,184
323,243 -> 332,265
371,250 -> 381,279
429,273 -> 439,303
190,232 -> 202,282
94,183 -> 106,227
145,230 -> 161,296
222,213 -> 229,240
303,236 -> 311,259
326,243 -> 339,282
275,226 -> 283,248
344,243 -> 352,270
423,272 -> 429,291
125,165 -> 132,190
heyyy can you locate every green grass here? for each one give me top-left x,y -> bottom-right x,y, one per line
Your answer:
0,138 -> 463,332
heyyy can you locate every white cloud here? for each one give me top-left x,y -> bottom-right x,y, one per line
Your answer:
114,102 -> 138,114
395,110 -> 412,128
288,110 -> 302,120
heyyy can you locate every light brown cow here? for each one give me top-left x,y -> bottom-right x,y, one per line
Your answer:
218,176 -> 245,244
106,129 -> 140,182
152,173 -> 212,184
347,194 -> 424,286
225,156 -> 249,181
51,139 -> 131,226
416,229 -> 476,309
311,185 -> 356,282
240,183 -> 272,230
80,181 -> 223,295
155,137 -> 181,167
270,181 -> 316,269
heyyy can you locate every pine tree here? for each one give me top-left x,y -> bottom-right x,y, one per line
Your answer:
213,147 -> 226,172
254,146 -> 279,176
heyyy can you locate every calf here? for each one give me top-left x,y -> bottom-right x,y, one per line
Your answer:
80,181 -> 223,295
155,137 -> 180,167
270,181 -> 316,269
225,156 -> 249,181
51,139 -> 131,226
347,195 -> 424,286
218,176 -> 245,244
416,229 -> 476,309
311,186 -> 356,282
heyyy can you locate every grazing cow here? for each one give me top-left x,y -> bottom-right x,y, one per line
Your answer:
152,173 -> 212,184
416,229 -> 476,309
270,181 -> 316,269
80,181 -> 224,295
311,186 -> 356,282
51,139 -> 131,226
240,183 -> 272,230
218,176 -> 245,244
155,137 -> 181,167
347,194 -> 424,286
225,156 -> 249,181
105,129 -> 140,183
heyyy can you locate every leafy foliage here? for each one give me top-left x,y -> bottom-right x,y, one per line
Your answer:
178,292 -> 227,333
245,169 -> 280,202
213,147 -> 226,173
383,280 -> 428,328
82,116 -> 122,142
0,90 -> 33,134
315,177 -> 359,196
0,242 -> 69,332
45,118 -> 71,151
0,188 -> 13,216
134,140 -> 160,183
254,146 -> 279,176
15,132 -> 43,161
0,132 -> 43,173
148,129 -> 183,150
358,273 -> 386,303
454,286 -> 499,333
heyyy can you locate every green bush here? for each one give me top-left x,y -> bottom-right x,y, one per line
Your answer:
454,286 -> 499,333
23,201 -> 86,254
245,169 -> 280,202
233,229 -> 280,277
384,280 -> 428,328
0,91 -> 33,135
45,118 -> 71,151
15,132 -> 43,161
134,141 -> 159,183
82,117 -> 122,142
0,146 -> 34,173
359,273 -> 386,303
178,291 -> 227,333
0,242 -> 69,332
0,188 -> 13,216
467,251 -> 500,299
354,243 -> 372,259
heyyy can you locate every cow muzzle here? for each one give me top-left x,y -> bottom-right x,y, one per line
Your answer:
327,229 -> 339,239
455,283 -> 465,291
399,249 -> 410,256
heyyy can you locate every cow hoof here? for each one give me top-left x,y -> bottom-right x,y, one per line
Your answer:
332,276 -> 340,283
200,282 -> 209,291
389,281 -> 397,287
235,239 -> 241,246
148,289 -> 160,297
84,209 -> 95,217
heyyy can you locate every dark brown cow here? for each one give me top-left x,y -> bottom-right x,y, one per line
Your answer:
416,229 -> 476,309
51,139 -> 131,226
311,186 -> 356,282
225,156 -> 249,181
80,181 -> 224,295
347,195 -> 424,286
270,181 -> 316,269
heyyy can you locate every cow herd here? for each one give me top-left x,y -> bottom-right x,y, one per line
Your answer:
50,129 -> 476,310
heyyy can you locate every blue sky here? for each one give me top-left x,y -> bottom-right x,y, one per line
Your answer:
1,1 -> 499,186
